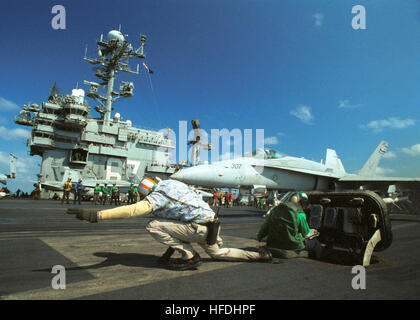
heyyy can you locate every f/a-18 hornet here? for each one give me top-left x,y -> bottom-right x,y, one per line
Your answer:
171,141 -> 420,213
0,154 -> 17,186
0,154 -> 17,199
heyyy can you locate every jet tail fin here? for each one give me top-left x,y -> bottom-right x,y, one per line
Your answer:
325,149 -> 346,176
8,154 -> 17,179
358,141 -> 388,176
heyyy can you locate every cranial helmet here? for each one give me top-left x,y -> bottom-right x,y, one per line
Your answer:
138,177 -> 157,197
294,191 -> 309,209
298,192 -> 308,201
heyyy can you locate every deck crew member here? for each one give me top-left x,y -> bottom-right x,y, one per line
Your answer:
111,183 -> 120,206
73,179 -> 84,205
68,178 -> 272,270
93,183 -> 101,205
101,183 -> 109,205
62,178 -> 72,204
257,191 -> 323,259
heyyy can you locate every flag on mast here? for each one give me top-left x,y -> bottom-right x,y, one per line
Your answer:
142,62 -> 154,74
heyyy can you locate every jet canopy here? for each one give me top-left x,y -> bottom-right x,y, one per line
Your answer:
245,148 -> 286,159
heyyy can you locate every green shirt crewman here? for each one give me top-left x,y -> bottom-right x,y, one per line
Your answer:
111,184 -> 120,205
93,183 -> 101,205
94,185 -> 101,194
101,184 -> 109,205
132,185 -> 138,203
257,201 -> 310,250
257,192 -> 323,259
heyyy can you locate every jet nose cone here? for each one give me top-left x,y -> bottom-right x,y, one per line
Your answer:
170,171 -> 184,181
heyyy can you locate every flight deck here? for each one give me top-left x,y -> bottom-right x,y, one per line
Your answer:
0,199 -> 419,300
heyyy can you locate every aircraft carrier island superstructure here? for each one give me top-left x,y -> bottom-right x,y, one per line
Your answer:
14,30 -> 176,198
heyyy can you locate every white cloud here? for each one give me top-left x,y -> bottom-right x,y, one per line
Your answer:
375,167 -> 396,176
338,99 -> 363,109
0,97 -> 19,111
402,144 -> 420,157
313,13 -> 324,27
383,151 -> 396,159
290,105 -> 314,124
361,117 -> 416,133
264,136 -> 279,145
0,126 -> 31,140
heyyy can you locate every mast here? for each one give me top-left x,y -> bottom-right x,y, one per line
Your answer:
83,30 -> 147,125
104,68 -> 115,124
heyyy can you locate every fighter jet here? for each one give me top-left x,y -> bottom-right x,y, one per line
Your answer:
41,166 -> 133,195
170,141 -> 420,212
0,154 -> 17,185
41,166 -> 212,200
170,145 -> 356,191
0,174 -> 7,186
0,154 -> 17,199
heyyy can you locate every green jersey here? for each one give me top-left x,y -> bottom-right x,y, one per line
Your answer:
102,186 -> 109,195
94,186 -> 101,194
257,203 -> 310,251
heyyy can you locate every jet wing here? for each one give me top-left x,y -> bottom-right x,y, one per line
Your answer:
40,182 -> 63,191
42,180 -> 132,191
258,163 -> 340,179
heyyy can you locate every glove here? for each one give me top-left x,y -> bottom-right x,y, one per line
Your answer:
305,228 -> 320,240
67,208 -> 98,223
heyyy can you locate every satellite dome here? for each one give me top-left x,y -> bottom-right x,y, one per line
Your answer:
126,120 -> 132,127
114,113 -> 121,121
71,89 -> 85,104
71,89 -> 85,97
108,30 -> 125,44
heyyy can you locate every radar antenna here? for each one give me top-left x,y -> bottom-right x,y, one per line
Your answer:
83,29 -> 147,124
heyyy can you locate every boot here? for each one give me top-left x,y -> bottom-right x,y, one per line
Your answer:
157,247 -> 175,265
167,253 -> 201,271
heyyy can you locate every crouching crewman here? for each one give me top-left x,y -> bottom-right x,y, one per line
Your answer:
256,191 -> 323,260
67,177 -> 272,271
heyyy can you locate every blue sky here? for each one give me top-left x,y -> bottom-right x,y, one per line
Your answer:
0,0 -> 419,192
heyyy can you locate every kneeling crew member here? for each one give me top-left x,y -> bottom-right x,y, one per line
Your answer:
68,178 -> 272,270
257,191 -> 322,259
